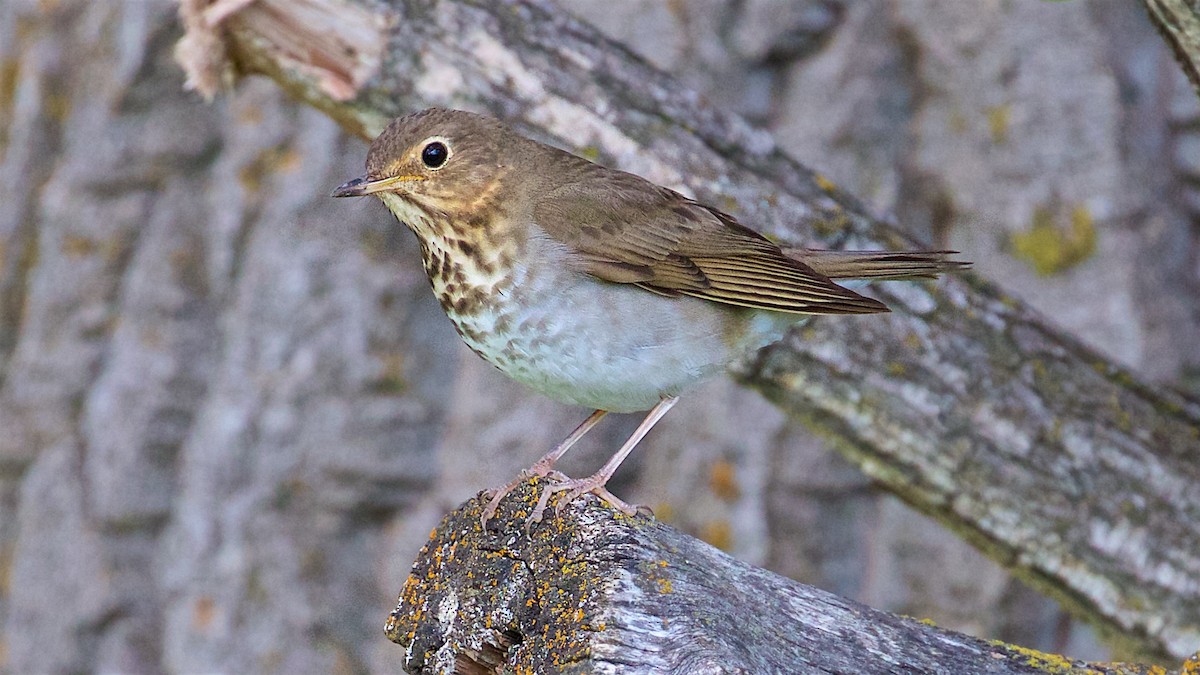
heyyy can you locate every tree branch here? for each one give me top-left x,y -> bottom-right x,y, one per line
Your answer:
387,481 -> 1187,674
1142,0 -> 1200,97
178,0 -> 1200,661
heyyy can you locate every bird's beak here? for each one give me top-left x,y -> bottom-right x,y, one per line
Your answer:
331,174 -> 425,198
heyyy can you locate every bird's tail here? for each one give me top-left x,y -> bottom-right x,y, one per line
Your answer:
783,249 -> 971,281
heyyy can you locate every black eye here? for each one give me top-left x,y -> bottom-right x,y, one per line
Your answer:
421,142 -> 448,169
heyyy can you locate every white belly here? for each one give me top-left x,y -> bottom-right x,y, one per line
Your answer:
448,263 -> 794,413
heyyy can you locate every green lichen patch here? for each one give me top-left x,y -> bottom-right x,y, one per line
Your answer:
0,57 -> 20,155
987,104 -> 1011,145
986,640 -> 1174,675
1008,203 -> 1097,276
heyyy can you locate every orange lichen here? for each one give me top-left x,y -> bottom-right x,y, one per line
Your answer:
708,459 -> 741,502
700,520 -> 733,551
191,596 -> 216,631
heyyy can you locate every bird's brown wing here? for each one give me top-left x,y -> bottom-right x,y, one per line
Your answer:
533,169 -> 887,315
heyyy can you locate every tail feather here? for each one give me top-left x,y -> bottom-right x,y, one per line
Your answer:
783,249 -> 971,281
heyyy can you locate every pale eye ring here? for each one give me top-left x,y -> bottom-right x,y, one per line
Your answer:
421,141 -> 449,169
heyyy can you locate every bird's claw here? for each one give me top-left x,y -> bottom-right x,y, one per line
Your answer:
479,467 -> 569,526
526,474 -> 641,523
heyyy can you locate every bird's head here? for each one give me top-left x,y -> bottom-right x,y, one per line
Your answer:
333,108 -> 534,239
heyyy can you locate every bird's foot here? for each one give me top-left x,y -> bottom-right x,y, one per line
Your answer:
527,472 -> 643,524
479,460 -> 567,526
480,409 -> 611,527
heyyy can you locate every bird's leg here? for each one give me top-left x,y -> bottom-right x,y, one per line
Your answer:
480,409 -> 608,525
526,408 -> 609,478
529,396 -> 679,523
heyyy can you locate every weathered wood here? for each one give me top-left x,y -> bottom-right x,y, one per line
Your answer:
387,480 -> 1190,674
1143,0 -> 1200,97
178,0 -> 1200,661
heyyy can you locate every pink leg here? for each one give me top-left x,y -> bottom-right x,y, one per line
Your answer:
524,409 -> 608,477
529,396 -> 679,523
480,409 -> 608,525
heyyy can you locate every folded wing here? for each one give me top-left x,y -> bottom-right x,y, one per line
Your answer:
534,168 -> 889,315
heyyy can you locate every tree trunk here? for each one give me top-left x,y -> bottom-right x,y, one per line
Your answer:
2,0 -> 1199,672
185,0 -> 1200,662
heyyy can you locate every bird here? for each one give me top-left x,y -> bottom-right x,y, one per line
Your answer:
332,108 -> 967,524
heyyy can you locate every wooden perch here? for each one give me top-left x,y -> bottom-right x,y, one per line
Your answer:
178,0 -> 1200,660
386,480 -> 1190,674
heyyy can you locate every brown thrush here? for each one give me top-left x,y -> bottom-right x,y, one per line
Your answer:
333,108 -> 967,524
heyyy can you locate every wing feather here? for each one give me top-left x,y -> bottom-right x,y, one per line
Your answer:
533,167 -> 888,315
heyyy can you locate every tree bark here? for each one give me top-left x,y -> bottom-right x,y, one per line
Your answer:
1143,0 -> 1200,96
388,480 -> 1188,674
181,0 -> 1200,662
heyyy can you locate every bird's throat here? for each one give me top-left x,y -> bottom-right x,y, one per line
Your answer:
377,192 -> 518,325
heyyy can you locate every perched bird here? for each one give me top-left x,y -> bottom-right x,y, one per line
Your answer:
333,108 -> 966,524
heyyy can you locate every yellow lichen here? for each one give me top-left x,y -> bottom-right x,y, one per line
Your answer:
0,57 -> 20,156
1110,393 -> 1132,433
60,234 -> 97,258
653,502 -> 675,522
238,144 -> 301,192
813,173 -> 837,193
1009,203 -> 1097,276
1031,360 -> 1048,381
0,548 -> 10,598
0,58 -> 17,109
809,207 -> 852,238
990,641 -> 1101,674
986,104 -> 1011,145
44,91 -> 71,123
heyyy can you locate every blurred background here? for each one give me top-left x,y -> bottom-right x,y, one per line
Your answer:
2,0 -> 1198,672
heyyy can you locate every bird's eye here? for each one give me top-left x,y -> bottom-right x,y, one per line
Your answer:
421,142 -> 448,169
